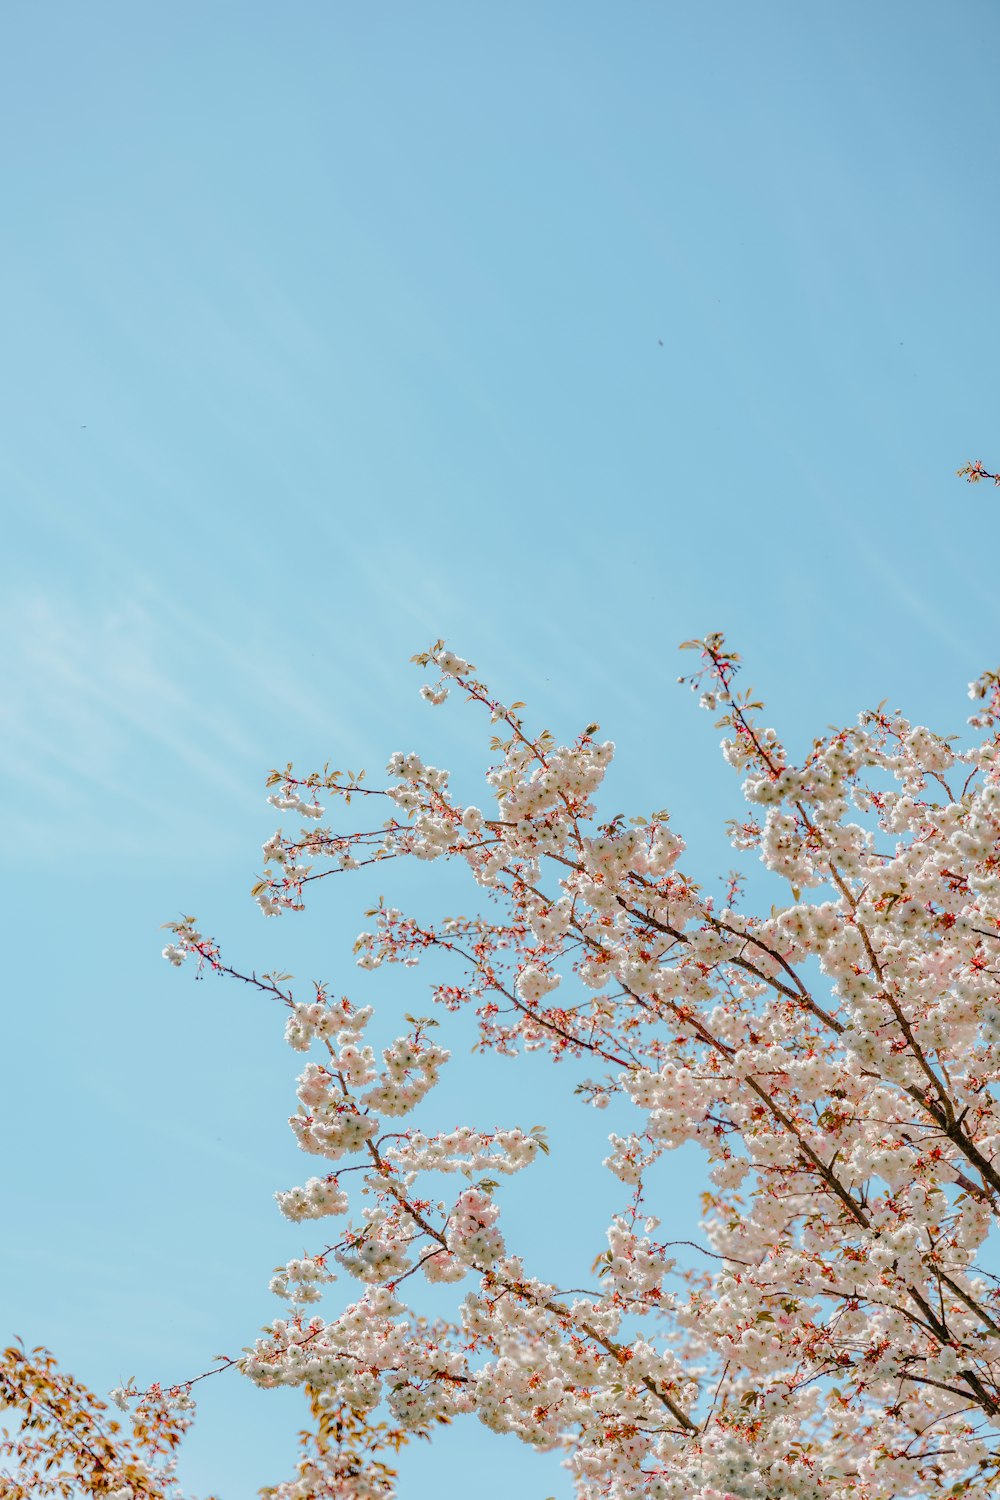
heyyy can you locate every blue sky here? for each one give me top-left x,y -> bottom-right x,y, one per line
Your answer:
3,3 -> 1000,1495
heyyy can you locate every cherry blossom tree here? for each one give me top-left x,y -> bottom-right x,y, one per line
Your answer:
143,597 -> 1000,1500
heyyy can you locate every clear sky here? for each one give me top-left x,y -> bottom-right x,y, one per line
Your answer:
3,3 -> 1000,1495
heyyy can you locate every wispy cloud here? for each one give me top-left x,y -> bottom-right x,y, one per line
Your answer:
1,590 -> 316,863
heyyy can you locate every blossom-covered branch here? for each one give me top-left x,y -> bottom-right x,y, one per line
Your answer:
150,625 -> 1000,1500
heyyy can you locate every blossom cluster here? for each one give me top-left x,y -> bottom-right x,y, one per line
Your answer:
159,636 -> 1000,1500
